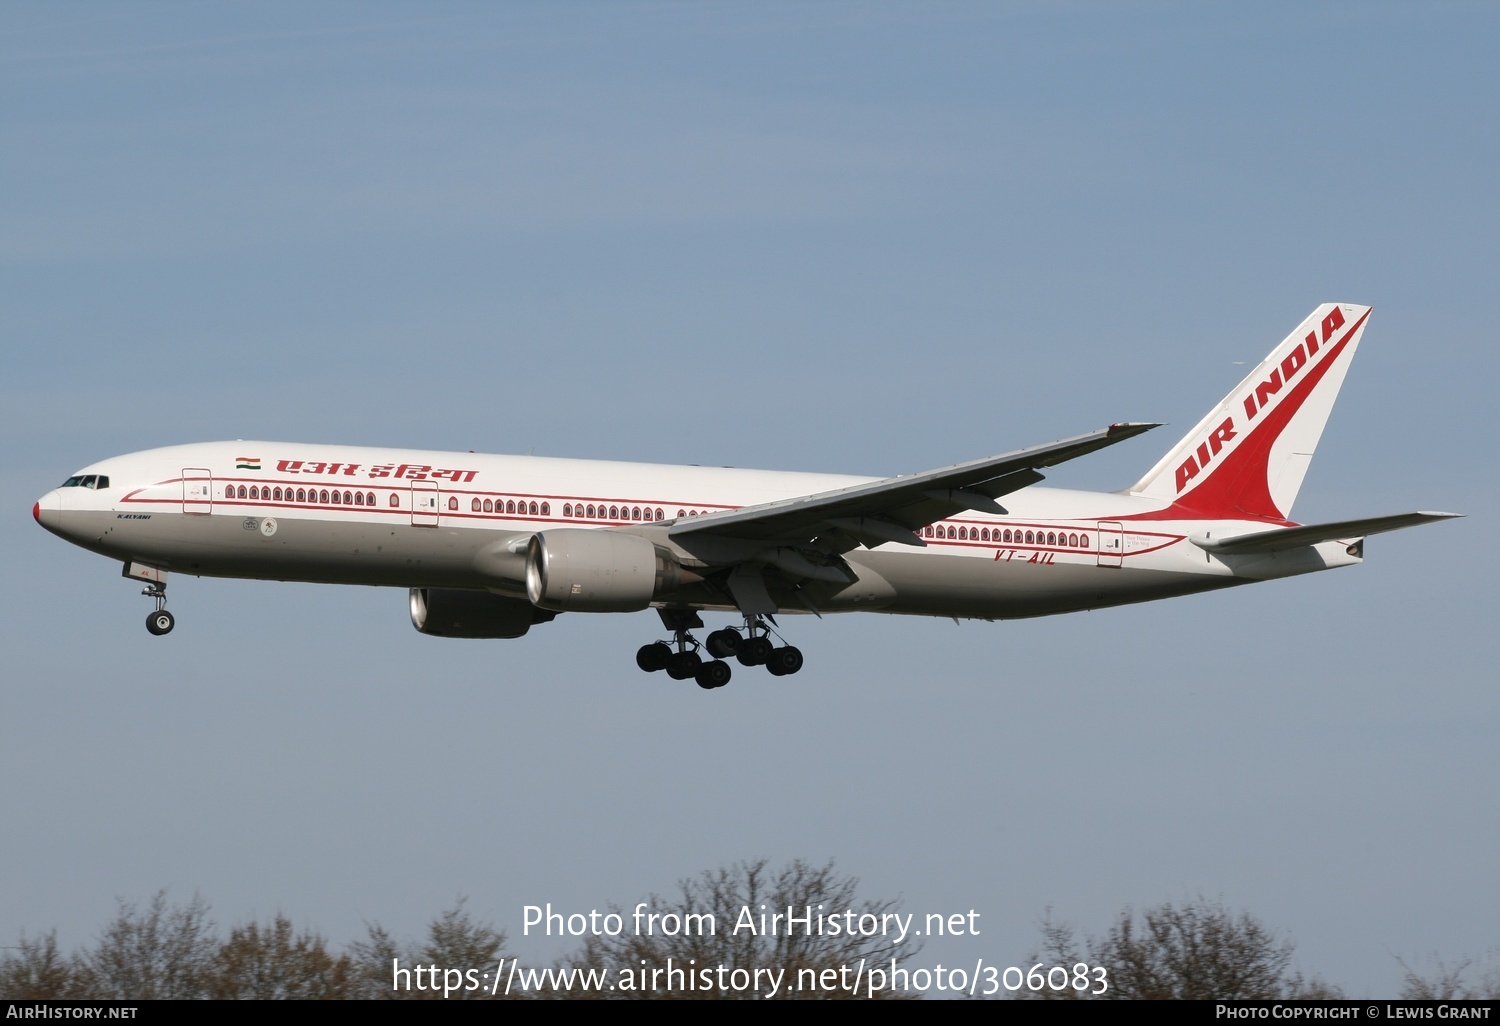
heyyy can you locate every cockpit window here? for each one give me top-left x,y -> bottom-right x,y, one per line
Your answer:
60,475 -> 109,489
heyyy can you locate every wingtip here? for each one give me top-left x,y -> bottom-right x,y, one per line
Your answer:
1107,421 -> 1165,437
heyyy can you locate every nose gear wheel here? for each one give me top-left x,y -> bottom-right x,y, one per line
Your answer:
141,582 -> 174,636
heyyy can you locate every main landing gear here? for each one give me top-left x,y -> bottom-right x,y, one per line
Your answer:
143,583 -> 175,636
636,610 -> 804,690
636,609 -> 726,690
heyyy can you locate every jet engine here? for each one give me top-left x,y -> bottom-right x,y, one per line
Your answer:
409,588 -> 556,639
525,530 -> 698,612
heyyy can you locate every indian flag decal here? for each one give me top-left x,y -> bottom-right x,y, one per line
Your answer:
236,456 -> 261,470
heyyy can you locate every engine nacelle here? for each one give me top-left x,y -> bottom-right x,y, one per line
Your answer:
409,588 -> 555,639
526,530 -> 692,612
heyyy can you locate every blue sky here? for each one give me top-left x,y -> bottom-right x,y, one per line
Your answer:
2,2 -> 1494,996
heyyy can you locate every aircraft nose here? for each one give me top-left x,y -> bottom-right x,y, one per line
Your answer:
34,490 -> 62,534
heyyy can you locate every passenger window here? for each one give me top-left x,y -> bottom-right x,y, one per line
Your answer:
389,493 -> 398,508
472,498 -> 481,512
448,497 -> 458,510
541,502 -> 550,516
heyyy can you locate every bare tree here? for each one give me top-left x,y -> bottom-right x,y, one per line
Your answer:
0,931 -> 80,998
74,891 -> 217,999
1399,952 -> 1500,1000
1015,908 -> 1089,1000
207,915 -> 356,999
348,898 -> 511,999
1099,899 -> 1294,999
1022,898 -> 1340,1000
553,858 -> 917,999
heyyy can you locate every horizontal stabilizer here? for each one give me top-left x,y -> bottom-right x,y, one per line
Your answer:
1192,511 -> 1462,554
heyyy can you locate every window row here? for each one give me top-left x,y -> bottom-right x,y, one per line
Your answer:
220,485 -> 699,520
563,502 -> 665,521
464,499 -> 721,521
226,484 -> 389,507
464,499 -> 712,521
216,483 -> 1091,547
924,524 -> 1091,548
468,498 -> 553,516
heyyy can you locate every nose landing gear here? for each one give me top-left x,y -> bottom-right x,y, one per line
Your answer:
143,584 -> 174,636
124,562 -> 175,636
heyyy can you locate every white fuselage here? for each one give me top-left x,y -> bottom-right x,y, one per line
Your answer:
34,440 -> 1358,624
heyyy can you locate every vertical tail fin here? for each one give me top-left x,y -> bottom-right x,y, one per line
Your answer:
1129,304 -> 1372,521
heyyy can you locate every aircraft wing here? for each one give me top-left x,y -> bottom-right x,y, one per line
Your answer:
1192,511 -> 1463,555
667,423 -> 1160,551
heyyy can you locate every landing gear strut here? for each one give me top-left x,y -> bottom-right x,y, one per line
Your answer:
636,609 -> 732,690
125,563 -> 175,636
634,611 -> 804,688
733,614 -> 803,677
143,584 -> 175,636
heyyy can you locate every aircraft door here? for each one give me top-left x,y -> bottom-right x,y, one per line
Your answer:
1096,521 -> 1123,568
183,469 -> 213,514
411,481 -> 439,527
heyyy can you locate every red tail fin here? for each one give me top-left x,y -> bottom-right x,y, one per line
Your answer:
1129,304 -> 1372,521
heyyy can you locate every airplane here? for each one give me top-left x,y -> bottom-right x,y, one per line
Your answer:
33,304 -> 1458,690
